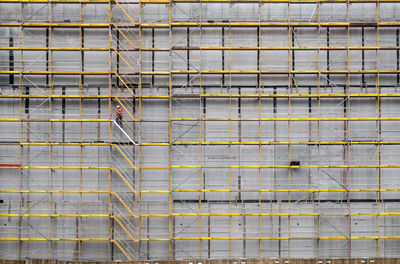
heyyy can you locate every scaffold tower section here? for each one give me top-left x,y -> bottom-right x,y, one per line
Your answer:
1,0 -> 400,261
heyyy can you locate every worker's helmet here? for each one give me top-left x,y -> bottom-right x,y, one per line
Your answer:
117,105 -> 120,108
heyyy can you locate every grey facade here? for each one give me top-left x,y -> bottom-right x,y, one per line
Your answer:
1,0 -> 400,261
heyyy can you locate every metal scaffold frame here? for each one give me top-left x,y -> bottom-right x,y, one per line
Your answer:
1,0 -> 400,261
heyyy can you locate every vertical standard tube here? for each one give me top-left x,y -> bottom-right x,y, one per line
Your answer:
222,27 -> 225,86
98,86 -> 102,141
362,27 -> 365,85
187,27 -> 190,84
397,29 -> 399,87
82,28 -> 85,85
9,36 -> 14,85
327,27 -> 330,86
62,86 -> 66,142
46,28 -> 49,85
117,29 -> 120,87
25,86 -> 29,114
152,28 -> 155,87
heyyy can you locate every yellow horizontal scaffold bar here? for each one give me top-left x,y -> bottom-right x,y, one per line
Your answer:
3,188 -> 400,195
0,214 -> 108,217
2,165 -> 399,170
0,238 -> 109,241
3,211 -> 400,218
4,46 -> 400,51
140,190 -> 169,193
0,190 -> 108,193
0,23 -> 109,28
142,93 -> 400,99
189,93 -> 400,98
2,236 -> 400,242
139,0 -> 400,3
21,141 -> 396,147
2,117 -> 400,123
4,93 -> 397,100
173,236 -> 400,240
2,21 -> 400,28
3,70 -> 400,75
2,92 -> 393,99
141,188 -> 400,195
171,117 -> 400,121
0,94 -> 110,99
147,46 -> 400,51
171,165 -> 400,169
170,141 -> 400,145
0,47 -> 109,51
169,70 -> 400,74
139,22 -> 400,28
141,236 -> 400,241
141,212 -> 400,217
0,118 -> 109,122
199,46 -> 400,51
0,70 -> 109,75
1,0 -> 400,3
0,165 -> 156,171
18,142 -> 110,146
0,95 -> 133,101
0,0 -> 108,3
19,166 -> 109,170
170,188 -> 400,193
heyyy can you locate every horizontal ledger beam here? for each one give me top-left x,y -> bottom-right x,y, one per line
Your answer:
1,141 -> 400,146
175,198 -> 400,203
1,236 -> 400,242
1,0 -> 400,3
169,165 -> 400,168
1,117 -> 400,122
0,214 -> 109,217
1,22 -> 400,28
0,238 -> 109,241
2,189 -> 400,193
3,46 -> 400,51
2,212 -> 400,217
0,93 -> 399,99
0,190 -> 109,193
3,70 -> 400,75
0,94 -> 112,99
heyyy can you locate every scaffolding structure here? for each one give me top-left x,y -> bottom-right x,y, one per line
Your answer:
1,0 -> 400,261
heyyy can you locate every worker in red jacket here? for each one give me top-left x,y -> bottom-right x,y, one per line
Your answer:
116,105 -> 123,128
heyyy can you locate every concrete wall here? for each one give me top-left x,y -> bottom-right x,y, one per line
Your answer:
1,1 -> 400,261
